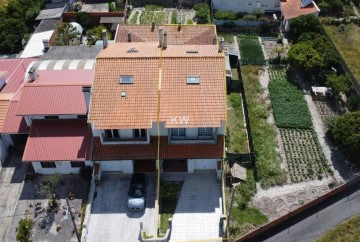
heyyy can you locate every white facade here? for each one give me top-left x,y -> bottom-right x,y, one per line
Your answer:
213,0 -> 280,13
32,161 -> 93,174
187,159 -> 219,172
100,160 -> 133,173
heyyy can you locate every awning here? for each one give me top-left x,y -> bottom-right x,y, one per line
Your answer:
100,17 -> 123,24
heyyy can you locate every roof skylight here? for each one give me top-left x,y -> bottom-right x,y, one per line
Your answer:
120,75 -> 133,84
186,76 -> 200,84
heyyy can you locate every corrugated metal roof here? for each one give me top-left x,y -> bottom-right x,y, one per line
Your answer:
35,19 -> 61,34
23,119 -> 93,162
1,101 -> 29,134
20,31 -> 54,58
39,46 -> 103,60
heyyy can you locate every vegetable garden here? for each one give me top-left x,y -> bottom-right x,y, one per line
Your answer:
268,67 -> 332,183
140,11 -> 168,25
238,36 -> 265,65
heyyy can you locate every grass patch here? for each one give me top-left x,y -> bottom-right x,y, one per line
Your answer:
128,11 -> 139,24
171,10 -> 177,24
239,36 -> 265,65
159,181 -> 183,236
217,32 -> 236,43
321,22 -> 360,83
316,213 -> 360,242
241,66 -> 285,188
227,69 -> 248,153
229,168 -> 268,238
140,11 -> 168,25
268,66 -> 313,129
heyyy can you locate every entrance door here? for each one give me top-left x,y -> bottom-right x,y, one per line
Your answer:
163,159 -> 187,172
134,160 -> 156,173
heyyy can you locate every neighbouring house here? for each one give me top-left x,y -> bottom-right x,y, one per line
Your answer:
88,24 -> 226,175
212,0 -> 281,13
18,69 -> 94,174
0,58 -> 36,167
280,0 -> 320,31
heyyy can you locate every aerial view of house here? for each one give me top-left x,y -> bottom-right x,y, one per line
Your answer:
0,0 -> 359,242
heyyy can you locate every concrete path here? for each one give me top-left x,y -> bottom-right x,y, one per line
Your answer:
87,174 -> 156,242
248,177 -> 360,242
169,172 -> 223,242
0,148 -> 27,241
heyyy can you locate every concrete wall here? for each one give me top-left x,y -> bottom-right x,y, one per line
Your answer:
100,160 -> 133,173
32,161 -> 92,174
213,0 -> 280,13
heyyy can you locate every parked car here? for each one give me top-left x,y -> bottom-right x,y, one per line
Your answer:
127,173 -> 148,211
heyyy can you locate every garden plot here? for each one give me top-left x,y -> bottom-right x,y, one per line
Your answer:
140,11 -> 169,24
280,129 -> 331,183
313,97 -> 345,128
261,37 -> 287,60
238,36 -> 265,65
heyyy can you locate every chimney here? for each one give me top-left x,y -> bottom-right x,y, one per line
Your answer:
128,32 -> 132,42
82,86 -> 91,113
219,37 -> 224,53
28,67 -> 37,81
42,39 -> 49,51
177,22 -> 181,32
102,29 -> 108,49
151,22 -> 155,32
162,31 -> 167,49
212,34 -> 217,45
158,26 -> 164,47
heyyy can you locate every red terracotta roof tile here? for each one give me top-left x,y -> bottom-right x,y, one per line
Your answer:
92,136 -> 224,161
23,119 -> 93,162
281,0 -> 320,20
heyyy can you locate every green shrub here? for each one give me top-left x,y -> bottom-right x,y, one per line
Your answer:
258,17 -> 269,22
187,19 -> 193,24
86,25 -> 111,45
76,12 -> 91,29
171,10 -> 177,24
243,15 -> 257,21
16,219 -> 34,242
346,95 -> 358,111
214,10 -> 237,20
193,3 -> 210,24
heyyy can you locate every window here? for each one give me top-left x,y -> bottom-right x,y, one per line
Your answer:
186,76 -> 200,84
44,116 -> 59,119
198,127 -> 213,137
171,128 -> 186,138
104,129 -> 119,139
70,162 -> 85,168
120,75 -> 133,84
134,129 -> 147,138
40,162 -> 56,168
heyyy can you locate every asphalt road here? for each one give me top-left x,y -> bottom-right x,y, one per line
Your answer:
248,177 -> 360,242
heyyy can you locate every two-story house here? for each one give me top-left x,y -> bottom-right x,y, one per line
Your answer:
88,25 -> 226,174
212,0 -> 281,13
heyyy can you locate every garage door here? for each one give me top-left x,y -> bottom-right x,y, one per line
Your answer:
194,159 -> 217,170
101,161 -> 123,172
163,159 -> 187,172
134,160 -> 156,173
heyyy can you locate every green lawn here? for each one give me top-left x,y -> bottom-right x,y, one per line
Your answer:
316,213 -> 360,242
227,69 -> 249,153
241,66 -> 286,188
322,22 -> 360,84
238,36 -> 265,65
268,66 -> 313,129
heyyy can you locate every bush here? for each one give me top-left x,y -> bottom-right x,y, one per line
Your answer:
86,25 -> 111,45
193,3 -> 210,24
243,15 -> 257,21
76,12 -> 91,29
326,73 -> 351,95
346,95 -> 358,111
16,219 -> 34,242
289,14 -> 321,41
187,19 -> 193,24
145,4 -> 163,11
214,10 -> 237,20
171,10 -> 177,24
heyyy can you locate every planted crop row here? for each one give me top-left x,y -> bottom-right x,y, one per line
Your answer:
268,67 -> 313,129
238,36 -> 265,65
140,11 -> 168,25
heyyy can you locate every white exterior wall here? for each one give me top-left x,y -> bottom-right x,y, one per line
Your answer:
32,161 -> 93,174
213,0 -> 280,13
119,129 -> 133,139
149,122 -> 167,136
218,121 -> 226,135
100,160 -> 133,173
188,159 -> 219,170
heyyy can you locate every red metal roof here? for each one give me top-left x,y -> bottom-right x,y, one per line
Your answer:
92,136 -> 224,161
32,70 -> 93,84
23,119 -> 93,162
2,101 -> 29,134
17,84 -> 88,115
0,58 -> 36,94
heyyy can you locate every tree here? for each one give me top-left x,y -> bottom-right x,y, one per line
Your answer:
193,3 -> 210,24
86,25 -> 111,45
55,23 -> 79,46
287,42 -> 324,74
0,18 -> 27,53
76,12 -> 91,30
326,74 -> 351,95
16,219 -> 34,242
329,112 -> 360,161
289,15 -> 321,41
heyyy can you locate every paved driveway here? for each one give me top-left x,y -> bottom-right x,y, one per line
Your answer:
87,174 -> 156,242
0,148 -> 27,241
167,172 -> 223,242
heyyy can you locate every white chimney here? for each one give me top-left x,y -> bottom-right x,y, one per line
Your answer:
82,86 -> 91,112
28,67 -> 37,81
158,26 -> 163,47
219,37 -> 224,53
102,29 -> 108,49
42,39 -> 49,50
163,31 -> 167,49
